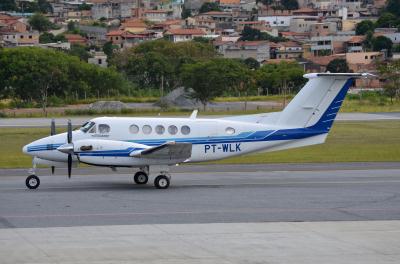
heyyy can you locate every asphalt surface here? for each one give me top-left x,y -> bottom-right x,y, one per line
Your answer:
1,112 -> 400,127
1,163 -> 400,229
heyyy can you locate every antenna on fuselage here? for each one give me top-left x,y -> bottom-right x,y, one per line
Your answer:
190,109 -> 198,119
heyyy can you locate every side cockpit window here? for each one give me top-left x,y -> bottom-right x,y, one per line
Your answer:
80,121 -> 95,133
99,124 -> 110,134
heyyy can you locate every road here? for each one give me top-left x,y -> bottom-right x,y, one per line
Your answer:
1,163 -> 400,229
1,112 -> 400,127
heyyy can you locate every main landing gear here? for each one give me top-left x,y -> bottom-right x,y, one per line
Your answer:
133,167 -> 171,189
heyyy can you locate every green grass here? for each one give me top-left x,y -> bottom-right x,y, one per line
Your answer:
1,121 -> 399,169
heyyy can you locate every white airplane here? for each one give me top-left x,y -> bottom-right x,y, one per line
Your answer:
22,73 -> 372,190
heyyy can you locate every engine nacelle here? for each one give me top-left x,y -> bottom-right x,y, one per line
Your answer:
73,139 -> 148,166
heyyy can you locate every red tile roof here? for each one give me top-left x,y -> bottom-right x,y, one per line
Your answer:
165,28 -> 205,35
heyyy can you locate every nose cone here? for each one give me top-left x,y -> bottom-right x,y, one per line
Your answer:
22,144 -> 29,155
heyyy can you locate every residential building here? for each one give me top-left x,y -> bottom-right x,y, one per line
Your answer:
78,25 -> 108,45
345,35 -> 364,53
164,28 -> 206,42
91,0 -> 134,20
346,51 -> 384,72
64,34 -> 87,45
1,31 -> 39,46
374,28 -> 400,44
272,41 -> 303,59
258,15 -> 291,29
88,51 -> 108,67
217,41 -> 270,62
219,0 -> 241,12
143,10 -> 171,22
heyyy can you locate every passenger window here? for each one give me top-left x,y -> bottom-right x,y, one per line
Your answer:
129,124 -> 139,134
142,125 -> 152,134
155,125 -> 165,135
168,125 -> 178,135
181,125 -> 190,135
226,127 -> 235,134
98,124 -> 110,134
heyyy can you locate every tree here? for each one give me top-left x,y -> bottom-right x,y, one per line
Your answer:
38,0 -> 52,13
111,40 -> 217,93
181,6 -> 191,19
181,59 -> 226,110
39,32 -> 66,43
28,13 -> 53,32
386,0 -> 400,17
378,60 -> 400,103
199,2 -> 221,13
103,41 -> 117,57
68,44 -> 91,61
326,58 -> 350,73
375,12 -> 398,28
0,47 -> 130,111
243,57 -> 260,70
372,36 -> 393,56
355,20 -> 374,35
67,21 -> 76,32
280,0 -> 299,10
256,62 -> 305,96
78,3 -> 92,11
240,26 -> 287,42
0,0 -> 17,11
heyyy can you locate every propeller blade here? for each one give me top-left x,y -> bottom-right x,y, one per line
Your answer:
68,154 -> 72,178
50,119 -> 56,136
67,119 -> 72,144
51,166 -> 55,174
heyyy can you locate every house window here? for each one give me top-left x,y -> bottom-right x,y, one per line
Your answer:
142,125 -> 152,134
20,35 -> 23,39
98,124 -> 110,134
98,59 -> 102,64
29,35 -> 32,39
129,124 -> 139,134
365,56 -> 368,59
116,37 -> 118,40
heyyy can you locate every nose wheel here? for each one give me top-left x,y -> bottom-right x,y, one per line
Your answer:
26,175 -> 40,189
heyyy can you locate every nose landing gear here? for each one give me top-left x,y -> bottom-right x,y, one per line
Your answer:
26,175 -> 40,189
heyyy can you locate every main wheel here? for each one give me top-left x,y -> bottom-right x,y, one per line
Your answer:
26,175 -> 40,189
134,171 -> 148,185
154,175 -> 170,189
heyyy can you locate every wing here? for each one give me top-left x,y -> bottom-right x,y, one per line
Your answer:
130,141 -> 192,161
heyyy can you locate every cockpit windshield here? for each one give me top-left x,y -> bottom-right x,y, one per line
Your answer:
80,121 -> 95,133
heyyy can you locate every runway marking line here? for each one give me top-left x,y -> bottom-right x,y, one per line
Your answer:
2,207 -> 400,220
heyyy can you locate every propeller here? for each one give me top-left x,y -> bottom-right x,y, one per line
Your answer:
56,119 -> 74,179
50,119 -> 55,175
67,119 -> 72,179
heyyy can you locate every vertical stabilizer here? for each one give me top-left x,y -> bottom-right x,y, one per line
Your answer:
276,73 -> 367,130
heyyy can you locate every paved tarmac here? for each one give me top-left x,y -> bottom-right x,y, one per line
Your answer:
1,163 -> 400,229
1,112 -> 400,127
1,221 -> 399,264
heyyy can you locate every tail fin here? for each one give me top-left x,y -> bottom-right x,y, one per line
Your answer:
276,73 -> 371,130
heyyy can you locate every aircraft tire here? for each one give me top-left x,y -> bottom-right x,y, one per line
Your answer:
154,175 -> 170,189
134,171 -> 148,184
26,175 -> 40,189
